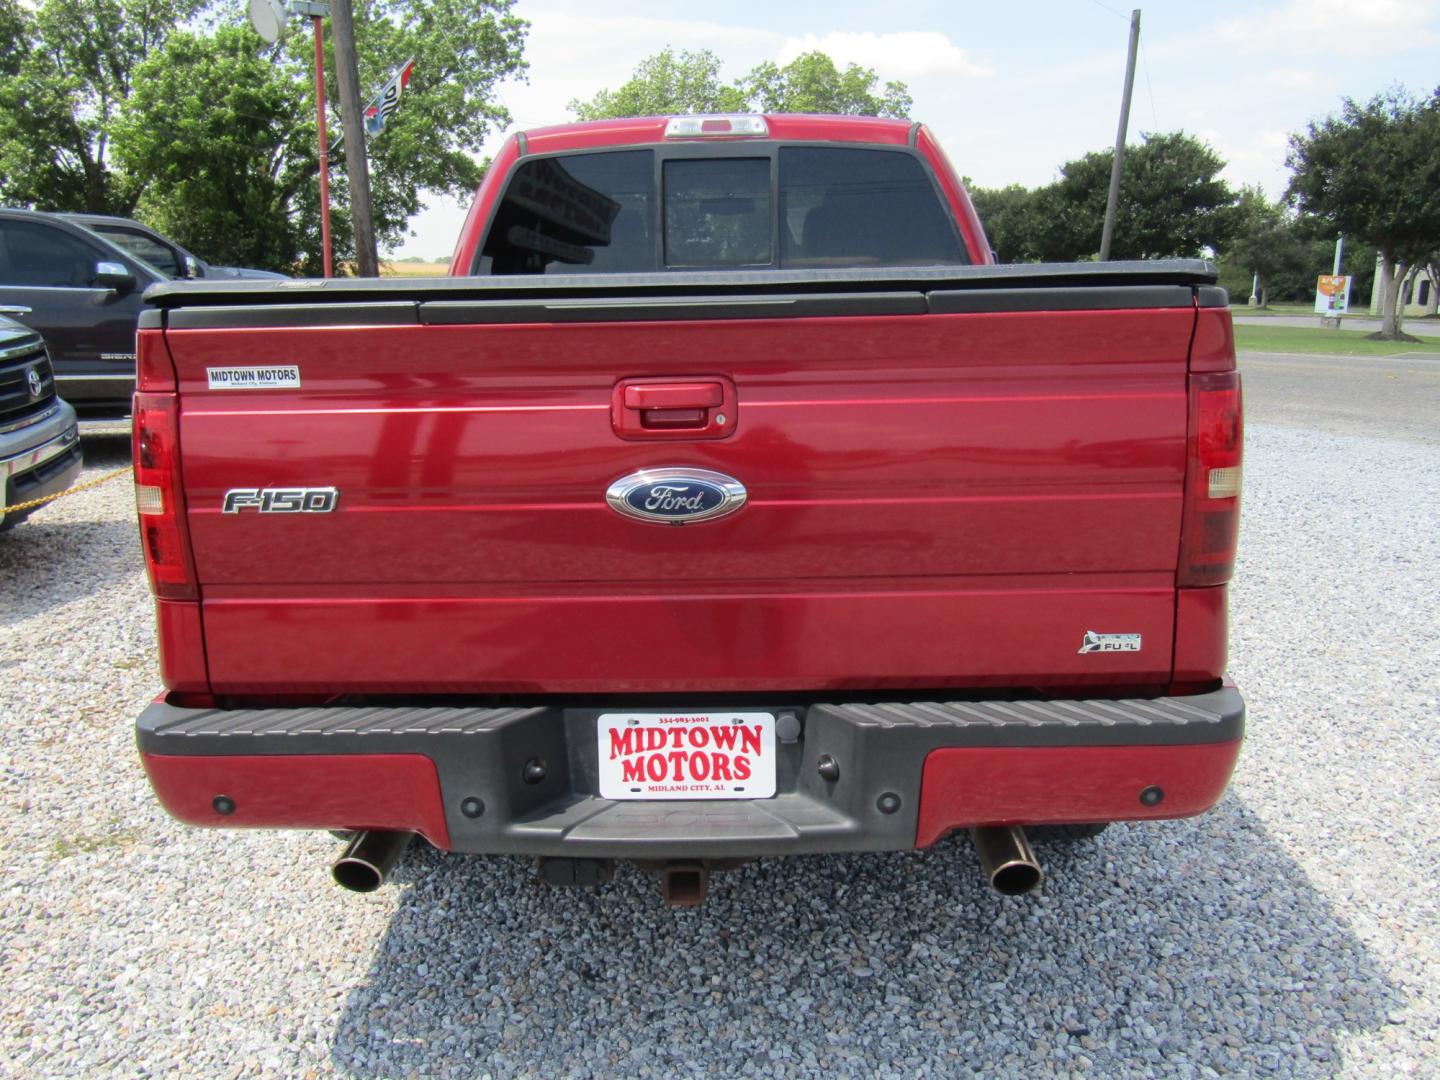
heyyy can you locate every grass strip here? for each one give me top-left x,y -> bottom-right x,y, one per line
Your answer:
1233,323 -> 1440,356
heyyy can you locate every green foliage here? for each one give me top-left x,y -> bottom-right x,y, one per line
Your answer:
1286,88 -> 1440,267
111,26 -> 318,273
1218,186 -> 1318,305
569,48 -> 911,121
0,0 -> 211,214
971,132 -> 1239,263
966,184 -> 1036,263
1287,87 -> 1440,334
736,52 -> 911,117
2,0 -> 526,275
1038,132 -> 1239,260
348,0 -> 529,252
569,49 -> 742,121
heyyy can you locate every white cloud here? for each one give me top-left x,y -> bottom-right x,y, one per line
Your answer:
1213,129 -> 1295,198
1218,0 -> 1440,56
776,31 -> 994,79
527,10 -> 780,52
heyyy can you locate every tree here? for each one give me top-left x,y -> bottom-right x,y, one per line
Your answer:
964,133 -> 1238,264
569,48 -> 911,121
352,0 -> 528,258
112,1 -> 527,274
569,49 -> 741,120
1287,88 -> 1440,339
110,27 -> 319,272
0,0 -> 211,215
1032,132 -> 1239,261
1222,186 -> 1314,307
736,52 -> 911,118
966,184 -> 1038,263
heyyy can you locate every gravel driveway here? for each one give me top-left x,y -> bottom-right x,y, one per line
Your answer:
1,404 -> 1436,1077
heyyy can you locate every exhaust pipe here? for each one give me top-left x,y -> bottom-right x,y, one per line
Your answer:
659,861 -> 709,907
332,831 -> 414,893
970,826 -> 1043,895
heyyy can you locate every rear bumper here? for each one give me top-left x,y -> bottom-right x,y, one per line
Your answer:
136,684 -> 1244,858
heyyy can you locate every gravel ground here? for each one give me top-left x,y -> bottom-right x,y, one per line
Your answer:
1,419 -> 1437,1078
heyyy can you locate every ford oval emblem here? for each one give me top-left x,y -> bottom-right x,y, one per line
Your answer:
606,468 -> 747,525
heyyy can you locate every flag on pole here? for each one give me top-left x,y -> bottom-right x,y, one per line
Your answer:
364,58 -> 415,136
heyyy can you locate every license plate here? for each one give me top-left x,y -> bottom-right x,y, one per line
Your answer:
597,712 -> 776,800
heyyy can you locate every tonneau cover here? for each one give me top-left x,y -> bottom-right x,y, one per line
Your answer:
143,259 -> 1220,309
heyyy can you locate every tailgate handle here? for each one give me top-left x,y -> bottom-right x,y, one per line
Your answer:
623,382 -> 724,411
612,376 -> 736,440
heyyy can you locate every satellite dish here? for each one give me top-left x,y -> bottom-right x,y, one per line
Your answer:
247,0 -> 291,44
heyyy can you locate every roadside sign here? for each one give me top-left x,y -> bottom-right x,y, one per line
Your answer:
1315,274 -> 1352,315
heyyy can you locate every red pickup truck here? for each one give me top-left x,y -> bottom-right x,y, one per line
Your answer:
132,114 -> 1244,904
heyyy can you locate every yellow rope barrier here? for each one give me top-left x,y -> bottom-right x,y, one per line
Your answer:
1,466 -> 132,517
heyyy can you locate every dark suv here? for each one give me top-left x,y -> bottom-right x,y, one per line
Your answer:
61,213 -> 287,282
0,208 -> 164,414
0,315 -> 81,529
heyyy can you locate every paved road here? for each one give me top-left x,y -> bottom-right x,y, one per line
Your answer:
1239,350 -> 1440,445
2,354 -> 1437,1076
1233,314 -> 1440,337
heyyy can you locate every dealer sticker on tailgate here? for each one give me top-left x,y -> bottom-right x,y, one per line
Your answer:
597,713 -> 776,800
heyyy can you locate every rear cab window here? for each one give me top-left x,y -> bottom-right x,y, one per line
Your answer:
477,143 -> 967,274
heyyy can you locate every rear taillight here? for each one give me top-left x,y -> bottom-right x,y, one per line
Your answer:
136,326 -> 176,392
133,391 -> 197,600
1178,370 -> 1243,587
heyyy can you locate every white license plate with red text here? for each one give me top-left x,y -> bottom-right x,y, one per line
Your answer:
597,712 -> 776,800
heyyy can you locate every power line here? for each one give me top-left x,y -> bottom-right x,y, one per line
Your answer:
1086,0 -> 1129,19
1088,4 -> 1159,133
1139,40 -> 1158,130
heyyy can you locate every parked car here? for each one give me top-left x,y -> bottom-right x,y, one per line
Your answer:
61,213 -> 288,282
131,114 -> 1244,905
0,315 -> 81,530
0,207 -> 166,414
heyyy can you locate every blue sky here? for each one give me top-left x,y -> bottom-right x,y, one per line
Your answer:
388,0 -> 1440,258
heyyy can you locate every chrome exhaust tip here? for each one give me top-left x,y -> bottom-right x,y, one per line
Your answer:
332,830 -> 414,893
970,826 -> 1044,895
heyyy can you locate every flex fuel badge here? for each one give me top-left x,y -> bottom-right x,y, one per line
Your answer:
1079,632 -> 1142,654
207,365 -> 301,390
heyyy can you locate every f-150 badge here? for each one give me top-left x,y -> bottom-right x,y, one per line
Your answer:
1078,631 -> 1142,654
606,468 -> 746,525
222,487 -> 338,513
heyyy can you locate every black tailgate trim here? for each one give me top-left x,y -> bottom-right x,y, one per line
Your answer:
419,292 -> 927,324
929,285 -> 1195,313
165,301 -> 420,330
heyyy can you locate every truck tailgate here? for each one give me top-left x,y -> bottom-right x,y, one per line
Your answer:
156,278 -> 1200,695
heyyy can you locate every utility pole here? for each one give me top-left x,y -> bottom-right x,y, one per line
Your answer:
310,13 -> 333,278
1099,9 -> 1141,262
248,0 -> 334,275
329,0 -> 379,277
